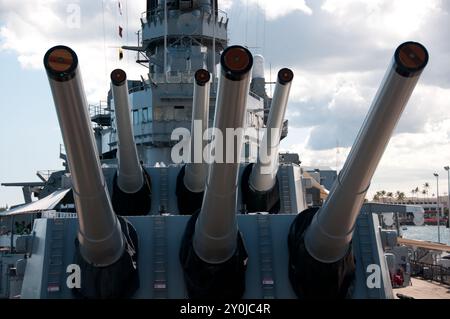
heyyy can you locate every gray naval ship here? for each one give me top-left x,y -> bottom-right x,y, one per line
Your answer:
0,0 -> 429,299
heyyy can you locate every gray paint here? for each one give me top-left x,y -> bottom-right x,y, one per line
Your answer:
20,211 -> 391,299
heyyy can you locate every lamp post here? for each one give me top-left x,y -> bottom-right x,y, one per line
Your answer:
434,173 -> 441,243
444,166 -> 450,229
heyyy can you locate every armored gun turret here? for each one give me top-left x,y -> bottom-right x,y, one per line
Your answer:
110,69 -> 152,215
242,68 -> 294,213
42,46 -> 139,298
3,0 -> 430,301
180,46 -> 253,298
288,41 -> 429,298
176,69 -> 211,214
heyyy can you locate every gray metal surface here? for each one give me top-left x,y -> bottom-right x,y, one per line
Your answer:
45,48 -> 124,267
250,69 -> 293,192
305,44 -> 428,263
111,70 -> 144,193
2,1 -> 409,300
193,47 -> 252,264
184,71 -> 211,192
20,211 -> 391,299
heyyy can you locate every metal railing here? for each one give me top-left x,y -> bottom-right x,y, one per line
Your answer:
129,83 -> 151,94
410,260 -> 450,285
141,7 -> 228,24
41,211 -> 77,219
89,101 -> 110,118
36,170 -> 59,182
150,71 -> 195,84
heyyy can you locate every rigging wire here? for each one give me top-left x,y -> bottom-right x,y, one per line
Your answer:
245,0 -> 249,46
101,0 -> 108,92
255,0 -> 259,52
126,0 -> 130,65
263,1 -> 266,57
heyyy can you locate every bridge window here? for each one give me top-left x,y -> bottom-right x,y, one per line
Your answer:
244,142 -> 250,161
142,107 -> 152,123
133,109 -> 140,125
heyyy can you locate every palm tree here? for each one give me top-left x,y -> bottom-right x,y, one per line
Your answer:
415,187 -> 419,200
422,189 -> 427,198
396,191 -> 405,202
386,192 -> 394,202
424,182 -> 430,198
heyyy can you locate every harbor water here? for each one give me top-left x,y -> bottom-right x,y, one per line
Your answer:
401,225 -> 450,245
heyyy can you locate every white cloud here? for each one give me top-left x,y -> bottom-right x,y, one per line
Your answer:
287,123 -> 450,198
1,0 -> 450,201
321,0 -> 441,43
0,0 -> 146,101
247,0 -> 312,19
219,0 -> 234,10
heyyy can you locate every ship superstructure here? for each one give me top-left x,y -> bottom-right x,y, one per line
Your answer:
98,0 -> 270,166
0,0 -> 430,300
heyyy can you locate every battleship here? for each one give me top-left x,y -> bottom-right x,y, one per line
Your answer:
0,0 -> 432,299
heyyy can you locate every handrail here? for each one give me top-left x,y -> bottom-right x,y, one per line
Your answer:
141,7 -> 228,24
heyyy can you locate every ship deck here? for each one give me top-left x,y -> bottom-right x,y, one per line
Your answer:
395,277 -> 450,299
397,237 -> 450,252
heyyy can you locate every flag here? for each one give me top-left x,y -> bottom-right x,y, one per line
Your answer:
119,26 -> 123,38
119,48 -> 124,60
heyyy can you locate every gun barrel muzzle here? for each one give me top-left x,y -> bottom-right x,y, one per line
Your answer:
44,46 -> 124,266
193,46 -> 253,263
250,68 -> 294,192
111,69 -> 144,194
304,41 -> 428,263
184,69 -> 211,193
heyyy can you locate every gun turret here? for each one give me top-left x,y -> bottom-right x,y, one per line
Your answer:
44,46 -> 139,298
243,68 -> 294,213
288,41 -> 429,299
110,69 -> 151,215
44,47 -> 124,266
250,55 -> 271,123
111,69 -> 144,193
180,45 -> 253,299
176,69 -> 211,214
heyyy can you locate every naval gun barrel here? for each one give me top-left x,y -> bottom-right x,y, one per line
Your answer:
111,69 -> 144,194
305,42 -> 429,263
176,69 -> 211,214
250,68 -> 294,192
44,46 -> 124,266
184,69 -> 211,193
180,45 -> 252,299
193,46 -> 253,263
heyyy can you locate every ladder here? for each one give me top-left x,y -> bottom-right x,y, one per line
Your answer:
257,214 -> 276,299
355,213 -> 380,299
152,216 -> 168,298
280,166 -> 292,214
159,167 -> 169,214
46,219 -> 65,296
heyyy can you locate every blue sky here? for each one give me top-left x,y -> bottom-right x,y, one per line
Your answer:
0,50 -> 63,206
1,0 -> 450,206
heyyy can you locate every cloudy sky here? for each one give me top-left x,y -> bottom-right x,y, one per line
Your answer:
0,0 -> 450,206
